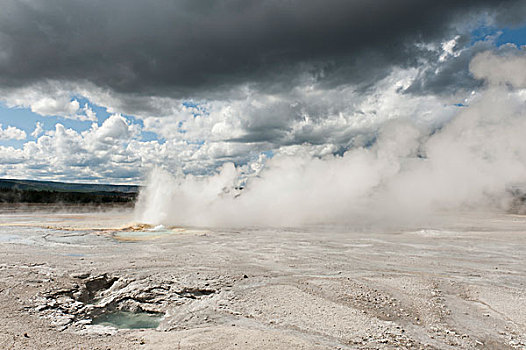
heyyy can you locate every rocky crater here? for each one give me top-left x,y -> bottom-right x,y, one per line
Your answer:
29,273 -> 218,333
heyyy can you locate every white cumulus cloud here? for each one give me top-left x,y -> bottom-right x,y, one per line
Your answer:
31,122 -> 44,138
0,84 -> 98,121
0,124 -> 26,140
470,49 -> 526,88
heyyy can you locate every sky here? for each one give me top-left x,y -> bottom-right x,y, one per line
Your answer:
0,0 -> 526,185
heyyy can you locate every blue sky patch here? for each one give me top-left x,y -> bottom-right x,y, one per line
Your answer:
471,24 -> 526,47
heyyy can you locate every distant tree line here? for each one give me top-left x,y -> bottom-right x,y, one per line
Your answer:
0,187 -> 137,204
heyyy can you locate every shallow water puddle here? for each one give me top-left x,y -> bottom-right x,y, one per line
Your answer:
92,310 -> 163,329
110,224 -> 208,242
112,228 -> 176,241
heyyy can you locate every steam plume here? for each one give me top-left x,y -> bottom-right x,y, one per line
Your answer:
135,50 -> 526,227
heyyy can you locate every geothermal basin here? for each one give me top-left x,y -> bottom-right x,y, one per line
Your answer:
0,208 -> 525,349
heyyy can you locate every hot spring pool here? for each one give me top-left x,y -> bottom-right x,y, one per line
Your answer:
92,310 -> 164,329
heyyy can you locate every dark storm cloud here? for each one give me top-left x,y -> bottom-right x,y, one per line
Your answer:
406,39 -> 525,95
0,0 -> 523,97
405,38 -> 492,95
494,0 -> 526,26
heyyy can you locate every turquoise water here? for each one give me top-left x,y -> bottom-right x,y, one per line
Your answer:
92,310 -> 163,329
